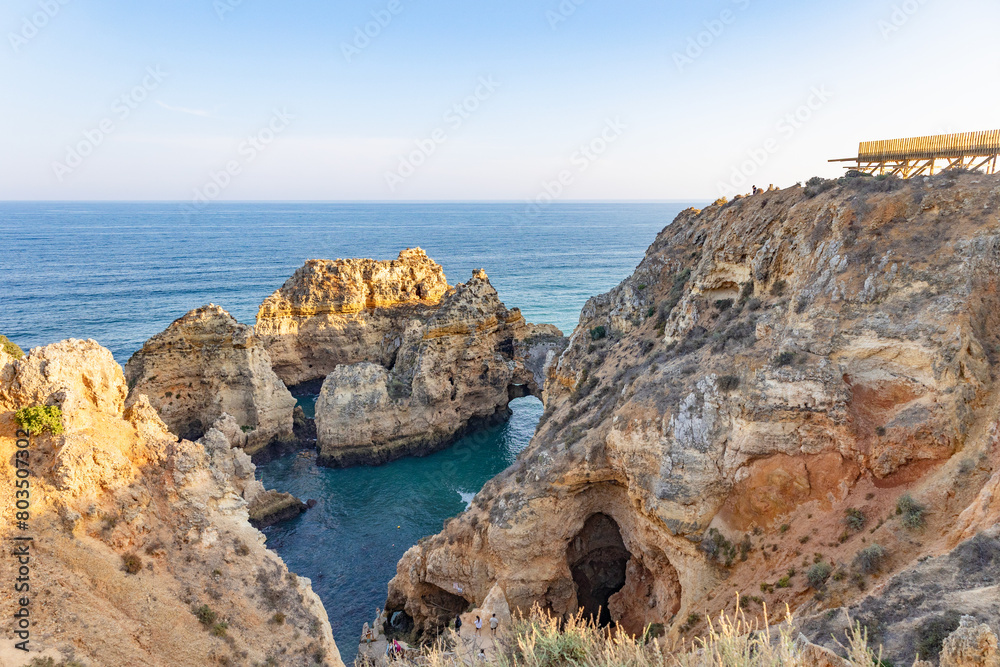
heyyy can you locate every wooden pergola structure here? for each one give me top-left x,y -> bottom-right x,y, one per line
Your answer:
830,130 -> 1000,178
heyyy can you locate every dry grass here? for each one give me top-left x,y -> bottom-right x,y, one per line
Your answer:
377,600 -> 883,667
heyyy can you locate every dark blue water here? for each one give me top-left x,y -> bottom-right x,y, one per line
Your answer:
1,202 -> 694,362
0,201 -> 697,661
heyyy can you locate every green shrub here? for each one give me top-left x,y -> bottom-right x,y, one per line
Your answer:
659,269 -> 693,323
195,604 -> 218,627
774,352 -> 796,367
589,326 -> 607,341
701,528 -> 737,567
211,621 -> 229,637
14,405 -> 64,435
897,494 -> 926,529
806,562 -> 833,588
271,612 -> 286,625
1,335 -> 25,359
855,544 -> 887,574
776,575 -> 791,588
805,176 -> 837,198
915,611 -> 962,662
122,553 -> 143,575
845,508 -> 866,532
715,299 -> 733,311
641,622 -> 664,643
718,375 -> 740,393
770,279 -> 787,296
240,424 -> 256,433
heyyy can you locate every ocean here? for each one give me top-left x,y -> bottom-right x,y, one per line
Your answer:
0,201 -> 697,661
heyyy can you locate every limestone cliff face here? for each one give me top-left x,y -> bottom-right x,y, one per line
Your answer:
315,270 -> 566,467
124,304 -> 296,456
0,340 -> 343,666
255,248 -> 450,387
385,172 -> 1000,641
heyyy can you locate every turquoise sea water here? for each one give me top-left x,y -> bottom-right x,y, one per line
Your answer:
0,201 -> 697,661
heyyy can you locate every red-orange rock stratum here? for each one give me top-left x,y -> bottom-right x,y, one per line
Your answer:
385,173 -> 1000,656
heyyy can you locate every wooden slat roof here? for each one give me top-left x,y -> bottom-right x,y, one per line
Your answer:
858,130 -> 1000,161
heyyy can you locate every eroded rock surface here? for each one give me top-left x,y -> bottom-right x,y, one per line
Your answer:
385,173 -> 1000,640
0,340 -> 342,666
255,248 -> 450,387
314,269 -> 566,466
124,304 -> 296,456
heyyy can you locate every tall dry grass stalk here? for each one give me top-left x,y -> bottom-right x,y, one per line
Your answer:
369,597 -> 883,667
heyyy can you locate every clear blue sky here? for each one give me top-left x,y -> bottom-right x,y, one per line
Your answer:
2,0 -> 998,200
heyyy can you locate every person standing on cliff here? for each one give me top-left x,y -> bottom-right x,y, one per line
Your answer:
455,614 -> 462,636
475,615 -> 483,636
489,614 -> 499,637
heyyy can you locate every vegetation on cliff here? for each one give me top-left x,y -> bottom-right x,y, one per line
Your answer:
14,404 -> 63,434
386,172 -> 1000,662
378,605 -> 888,667
1,333 -> 24,359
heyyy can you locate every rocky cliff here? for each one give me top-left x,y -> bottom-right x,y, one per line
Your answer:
384,171 -> 1000,659
0,340 -> 343,666
255,248 -> 450,387
315,269 -> 565,467
123,304 -> 296,457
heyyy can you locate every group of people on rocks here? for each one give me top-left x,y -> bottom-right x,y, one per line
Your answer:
361,610 -> 502,662
454,612 -> 500,638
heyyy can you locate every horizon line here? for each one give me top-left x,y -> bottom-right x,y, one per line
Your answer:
0,198 -> 709,205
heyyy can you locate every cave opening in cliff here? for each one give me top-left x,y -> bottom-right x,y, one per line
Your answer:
567,513 -> 631,626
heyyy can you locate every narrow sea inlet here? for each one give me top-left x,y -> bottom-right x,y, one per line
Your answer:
258,396 -> 543,663
1,200 -> 695,664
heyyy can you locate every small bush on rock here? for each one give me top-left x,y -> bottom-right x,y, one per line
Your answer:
854,544 -> 886,574
845,508 -> 866,532
1,335 -> 24,359
807,562 -> 833,588
196,604 -> 218,628
14,405 -> 64,435
897,494 -> 926,529
122,553 -> 143,575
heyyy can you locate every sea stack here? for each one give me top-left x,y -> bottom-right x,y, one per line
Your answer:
124,304 -> 296,457
253,248 -> 566,467
254,248 -> 451,387
314,269 -> 565,467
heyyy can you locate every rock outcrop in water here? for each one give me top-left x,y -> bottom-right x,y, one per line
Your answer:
0,340 -> 343,666
122,250 -> 566,470
255,248 -> 451,387
123,305 -> 296,457
315,269 -> 565,466
385,172 -> 1000,657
